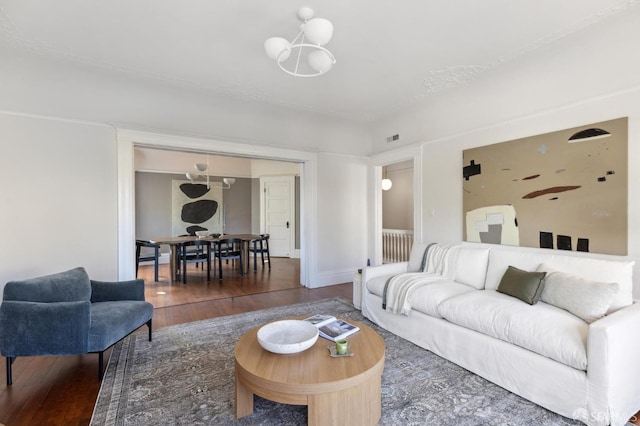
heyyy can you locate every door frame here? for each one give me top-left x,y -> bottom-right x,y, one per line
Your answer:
116,129 -> 316,287
370,145 -> 423,266
259,175 -> 296,257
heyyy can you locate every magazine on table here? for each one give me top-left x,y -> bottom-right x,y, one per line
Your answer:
303,314 -> 360,341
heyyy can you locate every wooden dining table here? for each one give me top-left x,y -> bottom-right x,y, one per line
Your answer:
149,234 -> 261,282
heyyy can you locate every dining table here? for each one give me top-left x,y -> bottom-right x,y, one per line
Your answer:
149,234 -> 261,282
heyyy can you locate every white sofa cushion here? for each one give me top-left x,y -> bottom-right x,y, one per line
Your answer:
484,245 -> 633,313
453,246 -> 490,289
408,281 -> 476,318
537,263 -> 619,323
438,290 -> 588,370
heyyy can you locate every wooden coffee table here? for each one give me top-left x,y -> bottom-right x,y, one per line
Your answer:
234,318 -> 385,425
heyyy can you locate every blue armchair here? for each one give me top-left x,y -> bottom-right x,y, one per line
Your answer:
0,267 -> 153,385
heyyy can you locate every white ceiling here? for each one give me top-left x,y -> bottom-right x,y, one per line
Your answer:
1,0 -> 638,122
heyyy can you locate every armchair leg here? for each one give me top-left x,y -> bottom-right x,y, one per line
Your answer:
98,351 -> 104,381
147,319 -> 153,342
6,356 -> 14,385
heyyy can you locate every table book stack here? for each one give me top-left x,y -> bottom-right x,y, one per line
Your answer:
304,314 -> 360,341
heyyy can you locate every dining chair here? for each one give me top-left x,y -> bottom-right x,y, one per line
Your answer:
177,234 -> 205,270
178,240 -> 211,284
213,238 -> 243,279
135,240 -> 160,282
248,234 -> 271,271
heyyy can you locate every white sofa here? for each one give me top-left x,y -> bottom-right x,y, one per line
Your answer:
360,242 -> 640,426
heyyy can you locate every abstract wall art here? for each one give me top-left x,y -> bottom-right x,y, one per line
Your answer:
172,180 -> 223,236
462,117 -> 628,255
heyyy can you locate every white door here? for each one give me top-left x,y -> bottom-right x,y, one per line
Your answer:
260,176 -> 295,257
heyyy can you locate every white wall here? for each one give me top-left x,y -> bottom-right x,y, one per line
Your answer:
0,112 -> 118,294
312,153 -> 369,286
370,6 -> 640,151
0,44 -> 371,157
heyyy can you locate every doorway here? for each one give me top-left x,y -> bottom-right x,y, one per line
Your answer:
371,145 -> 422,266
117,129 -> 316,287
382,160 -> 414,263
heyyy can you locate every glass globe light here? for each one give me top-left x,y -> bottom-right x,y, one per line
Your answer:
382,179 -> 393,191
308,49 -> 334,74
264,37 -> 291,61
304,18 -> 333,46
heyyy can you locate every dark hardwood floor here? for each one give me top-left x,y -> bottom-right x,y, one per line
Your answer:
0,259 -> 352,426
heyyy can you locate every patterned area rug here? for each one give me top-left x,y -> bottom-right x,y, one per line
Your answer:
91,298 -> 583,425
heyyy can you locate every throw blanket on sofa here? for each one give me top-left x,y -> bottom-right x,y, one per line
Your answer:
383,244 -> 458,315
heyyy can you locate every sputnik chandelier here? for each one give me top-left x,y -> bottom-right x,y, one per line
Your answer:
264,7 -> 336,77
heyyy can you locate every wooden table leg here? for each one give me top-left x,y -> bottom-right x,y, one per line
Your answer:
235,372 -> 254,419
307,375 -> 381,426
169,245 -> 178,282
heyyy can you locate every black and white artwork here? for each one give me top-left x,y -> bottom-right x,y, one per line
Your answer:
172,180 -> 223,236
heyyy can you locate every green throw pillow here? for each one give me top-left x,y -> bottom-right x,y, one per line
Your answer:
497,266 -> 547,305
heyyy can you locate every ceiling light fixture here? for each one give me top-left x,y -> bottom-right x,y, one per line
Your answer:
186,156 -> 211,188
222,177 -> 236,189
264,7 -> 336,77
382,166 -> 392,191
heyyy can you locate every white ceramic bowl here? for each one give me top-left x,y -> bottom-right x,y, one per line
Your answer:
195,230 -> 209,237
257,320 -> 319,354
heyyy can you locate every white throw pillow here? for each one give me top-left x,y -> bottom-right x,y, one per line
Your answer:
454,247 -> 490,289
537,263 -> 619,323
407,242 -> 430,272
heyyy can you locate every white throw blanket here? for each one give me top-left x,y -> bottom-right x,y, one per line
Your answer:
424,244 -> 457,276
384,244 -> 458,315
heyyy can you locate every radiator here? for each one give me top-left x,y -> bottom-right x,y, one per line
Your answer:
382,229 -> 414,263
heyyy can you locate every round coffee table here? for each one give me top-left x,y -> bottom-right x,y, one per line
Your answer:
234,318 -> 385,426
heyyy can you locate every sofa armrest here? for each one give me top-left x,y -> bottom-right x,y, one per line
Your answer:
90,279 -> 146,302
362,262 -> 409,284
0,300 -> 90,356
587,302 -> 640,425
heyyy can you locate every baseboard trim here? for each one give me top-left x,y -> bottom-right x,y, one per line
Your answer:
308,268 -> 357,288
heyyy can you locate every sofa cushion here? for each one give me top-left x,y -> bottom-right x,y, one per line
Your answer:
537,263 -> 619,323
408,281 -> 476,318
454,246 -> 490,289
484,246 -> 633,313
438,290 -> 588,370
3,267 -> 91,303
496,266 -> 546,305
88,301 -> 154,352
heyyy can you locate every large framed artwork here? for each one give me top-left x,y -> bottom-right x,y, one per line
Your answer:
463,117 -> 628,255
172,180 -> 223,236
